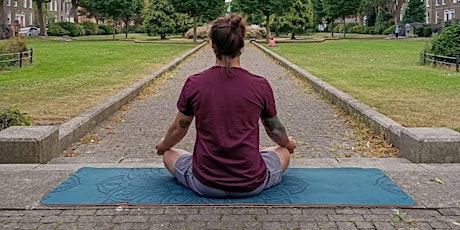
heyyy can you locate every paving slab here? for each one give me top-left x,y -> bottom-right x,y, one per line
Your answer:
0,170 -> 72,209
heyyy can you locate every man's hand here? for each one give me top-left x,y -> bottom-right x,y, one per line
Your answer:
155,138 -> 167,156
283,136 -> 296,154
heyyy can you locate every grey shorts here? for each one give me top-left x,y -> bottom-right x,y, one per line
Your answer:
174,151 -> 283,198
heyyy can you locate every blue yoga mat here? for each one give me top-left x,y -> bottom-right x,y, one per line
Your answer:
40,167 -> 415,206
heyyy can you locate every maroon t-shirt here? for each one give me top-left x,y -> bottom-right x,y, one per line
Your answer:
177,66 -> 277,192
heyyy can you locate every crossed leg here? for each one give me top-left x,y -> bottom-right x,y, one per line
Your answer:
162,146 -> 291,176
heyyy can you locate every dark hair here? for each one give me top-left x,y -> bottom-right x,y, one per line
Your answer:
210,13 -> 246,75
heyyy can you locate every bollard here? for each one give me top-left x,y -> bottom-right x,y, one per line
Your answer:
30,48 -> 33,64
19,51 -> 23,68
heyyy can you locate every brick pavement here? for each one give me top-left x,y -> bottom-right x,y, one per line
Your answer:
1,43 -> 459,230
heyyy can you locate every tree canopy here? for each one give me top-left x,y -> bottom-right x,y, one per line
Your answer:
142,0 -> 176,39
402,0 -> 425,24
234,0 -> 294,42
271,0 -> 314,39
169,0 -> 224,43
322,0 -> 362,38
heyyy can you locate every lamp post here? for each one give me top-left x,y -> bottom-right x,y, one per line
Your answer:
225,0 -> 232,14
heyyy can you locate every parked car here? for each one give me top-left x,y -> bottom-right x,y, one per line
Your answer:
19,26 -> 40,36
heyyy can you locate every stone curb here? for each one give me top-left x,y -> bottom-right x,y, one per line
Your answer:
0,42 -> 208,164
251,41 -> 460,163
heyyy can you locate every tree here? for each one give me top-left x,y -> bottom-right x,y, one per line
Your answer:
311,0 -> 326,28
93,0 -> 144,39
272,0 -> 314,39
175,13 -> 192,38
33,0 -> 51,36
235,0 -> 293,43
79,0 -> 103,24
169,0 -> 224,43
142,0 -> 176,39
322,0 -> 362,38
402,0 -> 424,24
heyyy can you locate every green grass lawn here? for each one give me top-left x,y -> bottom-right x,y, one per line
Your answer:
270,39 -> 460,131
0,38 -> 196,124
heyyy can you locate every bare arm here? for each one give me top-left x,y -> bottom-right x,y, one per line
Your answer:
156,111 -> 194,155
261,116 -> 296,153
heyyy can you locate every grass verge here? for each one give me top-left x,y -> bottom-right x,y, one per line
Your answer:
0,38 -> 196,125
271,39 -> 460,132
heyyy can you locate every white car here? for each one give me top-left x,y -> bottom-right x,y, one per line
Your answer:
19,26 -> 40,36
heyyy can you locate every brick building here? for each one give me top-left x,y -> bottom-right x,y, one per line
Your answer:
4,0 -> 73,27
425,0 -> 460,24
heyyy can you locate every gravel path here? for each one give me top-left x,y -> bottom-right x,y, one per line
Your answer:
52,43 -> 358,164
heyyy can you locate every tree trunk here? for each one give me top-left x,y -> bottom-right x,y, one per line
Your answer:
394,0 -> 404,26
193,14 -> 197,43
265,14 -> 270,43
343,17 -> 346,39
161,34 -> 166,40
71,0 -> 79,24
330,20 -> 334,37
124,18 -> 128,39
0,0 -> 7,25
112,21 -> 116,40
290,33 -> 296,39
37,3 -> 47,36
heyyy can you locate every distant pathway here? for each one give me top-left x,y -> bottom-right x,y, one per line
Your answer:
52,43 -> 358,164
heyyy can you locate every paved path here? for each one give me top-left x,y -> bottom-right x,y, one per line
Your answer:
0,43 -> 459,230
53,43 -> 357,163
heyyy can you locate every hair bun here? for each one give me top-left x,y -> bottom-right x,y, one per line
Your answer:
229,14 -> 242,29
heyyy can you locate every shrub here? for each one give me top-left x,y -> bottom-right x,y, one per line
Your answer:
422,26 -> 433,37
333,24 -> 344,33
0,36 -> 27,53
121,25 -> 145,34
98,25 -> 113,35
47,24 -> 69,36
429,21 -> 460,57
0,24 -> 13,39
0,108 -> 31,131
245,26 -> 266,39
383,25 -> 395,35
185,25 -> 210,39
81,21 -> 98,35
56,22 -> 85,37
349,25 -> 369,34
0,37 -> 28,70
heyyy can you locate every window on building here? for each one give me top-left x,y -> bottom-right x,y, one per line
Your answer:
49,1 -> 53,11
7,11 -> 12,24
54,0 -> 58,12
29,13 -> 33,26
426,12 -> 430,24
435,0 -> 439,5
13,0 -> 17,7
442,0 -> 446,5
6,0 -> 10,6
29,0 -> 32,8
454,0 -> 458,4
435,11 -> 439,23
426,0 -> 430,7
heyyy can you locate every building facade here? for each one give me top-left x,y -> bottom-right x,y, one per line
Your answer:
425,0 -> 460,24
4,0 -> 73,27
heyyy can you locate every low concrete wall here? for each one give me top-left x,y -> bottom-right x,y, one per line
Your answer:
251,41 -> 460,163
0,42 -> 208,164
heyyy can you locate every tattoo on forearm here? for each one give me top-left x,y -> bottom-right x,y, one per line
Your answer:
178,119 -> 191,128
262,116 -> 288,144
